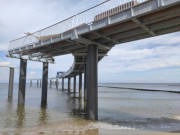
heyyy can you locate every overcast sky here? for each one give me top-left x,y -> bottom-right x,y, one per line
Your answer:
0,0 -> 180,83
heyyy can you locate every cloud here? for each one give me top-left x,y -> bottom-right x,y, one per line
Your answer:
0,61 -> 11,67
99,33 -> 180,73
0,0 -> 180,83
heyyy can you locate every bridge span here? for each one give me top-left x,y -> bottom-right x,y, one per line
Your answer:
7,0 -> 180,120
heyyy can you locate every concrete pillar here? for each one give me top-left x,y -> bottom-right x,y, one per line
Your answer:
41,62 -> 48,107
40,80 -> 41,87
18,59 -> 27,105
79,72 -> 82,94
62,78 -> 64,91
8,67 -> 14,99
37,80 -> 39,87
30,80 -> 32,87
87,45 -> 98,120
68,77 -> 71,92
74,76 -> 76,93
50,80 -> 52,88
56,79 -> 58,89
84,65 -> 87,101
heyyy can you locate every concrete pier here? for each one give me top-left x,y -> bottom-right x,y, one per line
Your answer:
30,80 -> 32,87
79,72 -> 82,95
8,67 -> 14,99
68,77 -> 71,92
41,62 -> 48,107
40,80 -> 42,87
37,80 -> 39,87
84,65 -> 87,101
62,78 -> 64,91
56,79 -> 58,89
87,45 -> 98,120
18,59 -> 27,105
50,80 -> 52,88
74,76 -> 76,93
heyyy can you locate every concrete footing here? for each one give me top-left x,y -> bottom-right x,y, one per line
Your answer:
41,62 -> 48,107
8,67 -> 14,99
18,59 -> 27,105
86,45 -> 98,120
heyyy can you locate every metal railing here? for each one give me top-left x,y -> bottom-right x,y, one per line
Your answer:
8,0 -> 149,51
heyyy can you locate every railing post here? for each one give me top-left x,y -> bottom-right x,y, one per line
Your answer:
8,67 -> 14,99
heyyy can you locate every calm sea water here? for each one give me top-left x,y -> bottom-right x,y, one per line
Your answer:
0,83 -> 180,134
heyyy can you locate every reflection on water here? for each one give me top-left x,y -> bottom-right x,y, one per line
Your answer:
16,105 -> 25,128
38,107 -> 49,126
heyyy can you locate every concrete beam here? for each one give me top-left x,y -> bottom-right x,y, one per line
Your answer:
74,37 -> 110,50
131,18 -> 156,36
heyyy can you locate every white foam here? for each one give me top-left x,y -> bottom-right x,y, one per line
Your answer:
88,122 -> 136,130
173,115 -> 180,120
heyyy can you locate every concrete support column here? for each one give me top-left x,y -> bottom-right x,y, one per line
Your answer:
18,59 -> 27,105
74,76 -> 76,93
87,45 -> 98,120
62,78 -> 64,91
39,80 -> 41,87
8,67 -> 14,99
37,80 -> 39,87
41,62 -> 48,107
68,77 -> 71,92
79,72 -> 82,94
56,79 -> 58,89
30,80 -> 32,87
84,65 -> 87,101
50,80 -> 52,88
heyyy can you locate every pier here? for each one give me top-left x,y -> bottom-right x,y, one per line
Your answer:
6,0 -> 180,120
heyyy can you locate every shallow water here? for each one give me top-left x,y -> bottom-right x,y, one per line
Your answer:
0,83 -> 180,134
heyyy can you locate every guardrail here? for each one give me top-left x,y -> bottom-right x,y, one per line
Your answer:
8,0 -> 148,51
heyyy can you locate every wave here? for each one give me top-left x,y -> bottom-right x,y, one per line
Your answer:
99,86 -> 180,94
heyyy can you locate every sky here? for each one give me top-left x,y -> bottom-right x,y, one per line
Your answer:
0,0 -> 180,83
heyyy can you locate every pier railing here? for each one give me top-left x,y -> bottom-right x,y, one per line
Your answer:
8,0 -> 148,51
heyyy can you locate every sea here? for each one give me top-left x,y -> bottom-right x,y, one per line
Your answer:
0,83 -> 180,135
